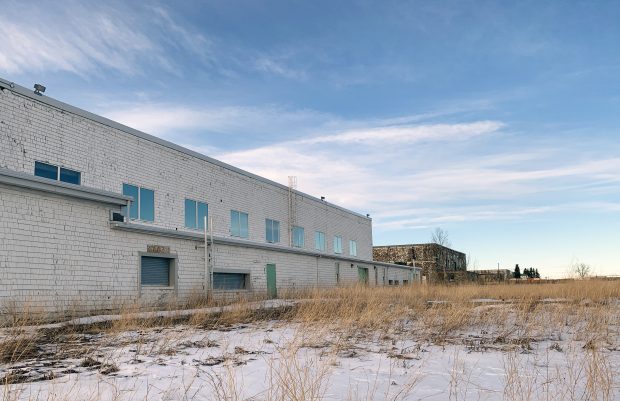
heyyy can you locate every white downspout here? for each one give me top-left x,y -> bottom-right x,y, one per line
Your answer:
209,216 -> 214,292
204,215 -> 208,294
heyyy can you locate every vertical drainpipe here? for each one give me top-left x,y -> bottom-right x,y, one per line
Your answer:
203,216 -> 210,295
316,257 -> 320,287
209,216 -> 214,292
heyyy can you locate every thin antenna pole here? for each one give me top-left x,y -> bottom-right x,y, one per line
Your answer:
288,176 -> 297,247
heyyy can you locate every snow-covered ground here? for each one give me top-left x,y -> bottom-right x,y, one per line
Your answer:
1,302 -> 619,401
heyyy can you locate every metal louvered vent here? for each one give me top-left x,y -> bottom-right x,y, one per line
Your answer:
141,256 -> 171,286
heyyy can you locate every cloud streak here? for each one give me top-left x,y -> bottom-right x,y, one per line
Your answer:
99,98 -> 619,237
102,103 -> 339,142
0,2 -> 153,75
299,121 -> 503,145
214,121 -> 620,231
0,1 -> 213,77
101,101 -> 483,147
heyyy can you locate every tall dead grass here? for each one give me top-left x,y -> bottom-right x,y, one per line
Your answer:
0,280 -> 618,400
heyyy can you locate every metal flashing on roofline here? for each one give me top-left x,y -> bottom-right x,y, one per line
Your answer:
110,221 -> 419,272
0,77 -> 370,220
0,167 -> 131,205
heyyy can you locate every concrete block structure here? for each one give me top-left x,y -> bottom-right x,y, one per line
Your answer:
373,243 -> 469,283
474,269 -> 513,283
0,77 -> 420,316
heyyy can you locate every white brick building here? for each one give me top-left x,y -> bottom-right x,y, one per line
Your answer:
0,77 -> 420,315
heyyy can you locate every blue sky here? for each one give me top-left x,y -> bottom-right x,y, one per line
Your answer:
1,0 -> 619,277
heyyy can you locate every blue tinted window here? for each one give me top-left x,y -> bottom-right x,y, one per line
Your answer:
122,184 -> 139,220
292,226 -> 304,248
140,187 -> 154,222
185,199 -> 208,230
231,210 -> 240,236
239,212 -> 248,238
59,168 -> 81,185
197,202 -> 208,230
334,236 -> 343,254
349,240 -> 357,256
34,161 -> 58,180
231,210 -> 248,238
315,231 -> 326,251
185,199 -> 197,228
266,219 -> 280,243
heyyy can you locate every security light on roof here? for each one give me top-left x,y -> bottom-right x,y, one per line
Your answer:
34,83 -> 45,95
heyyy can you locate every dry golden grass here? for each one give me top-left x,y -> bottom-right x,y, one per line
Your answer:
0,279 -> 618,400
2,280 -> 618,348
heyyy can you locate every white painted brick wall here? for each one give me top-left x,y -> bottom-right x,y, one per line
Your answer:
0,185 -> 411,314
0,86 -> 416,315
0,88 -> 372,259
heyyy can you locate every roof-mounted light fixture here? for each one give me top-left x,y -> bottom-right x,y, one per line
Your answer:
34,83 -> 46,95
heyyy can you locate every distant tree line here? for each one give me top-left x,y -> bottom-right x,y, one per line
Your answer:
513,264 -> 540,279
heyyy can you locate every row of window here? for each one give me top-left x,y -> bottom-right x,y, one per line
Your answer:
121,183 -> 360,256
33,163 -> 360,256
287,227 -> 357,256
35,161 -> 81,185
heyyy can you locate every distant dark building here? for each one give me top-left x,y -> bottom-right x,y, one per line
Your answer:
474,269 -> 513,283
373,243 -> 470,283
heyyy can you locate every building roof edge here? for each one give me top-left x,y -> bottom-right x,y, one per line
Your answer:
0,77 -> 370,220
0,167 -> 131,205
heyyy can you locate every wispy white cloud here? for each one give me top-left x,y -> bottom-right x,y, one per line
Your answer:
255,56 -> 308,80
150,6 -> 213,63
375,201 -> 620,230
102,103 -> 338,140
299,121 -> 503,145
101,99 -> 496,146
101,100 -> 619,236
215,121 -> 620,228
214,119 -> 505,208
374,205 -> 558,230
0,1 -> 213,77
0,2 -> 156,75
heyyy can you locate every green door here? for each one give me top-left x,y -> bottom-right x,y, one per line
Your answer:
357,266 -> 369,285
266,263 -> 277,298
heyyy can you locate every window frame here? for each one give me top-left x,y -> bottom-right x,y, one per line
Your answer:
185,198 -> 209,230
34,161 -> 81,185
314,231 -> 326,251
230,210 -> 249,238
265,218 -> 280,243
334,235 -> 343,254
212,271 -> 250,290
292,226 -> 305,248
349,240 -> 357,257
122,183 -> 155,222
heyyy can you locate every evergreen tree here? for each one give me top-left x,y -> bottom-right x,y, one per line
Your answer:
514,264 -> 521,279
535,268 -> 540,279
